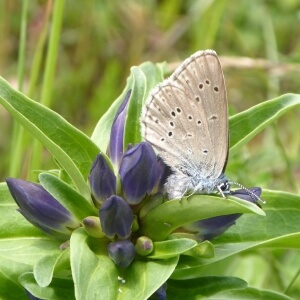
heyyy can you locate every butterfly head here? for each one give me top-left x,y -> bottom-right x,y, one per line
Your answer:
218,181 -> 231,194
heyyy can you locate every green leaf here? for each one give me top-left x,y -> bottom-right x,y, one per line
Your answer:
124,62 -> 164,147
140,61 -> 165,96
70,228 -> 119,299
182,240 -> 215,259
142,194 -> 265,241
33,248 -> 70,287
91,77 -> 134,152
39,173 -> 97,217
123,66 -> 147,146
173,190 -> 300,279
166,276 -> 247,299
229,93 -> 300,156
216,190 -> 300,245
148,238 -> 198,259
70,228 -> 178,300
0,262 -> 29,300
19,272 -> 75,300
167,277 -> 293,300
117,256 -> 178,300
0,76 -> 99,199
208,287 -> 294,300
91,61 -> 165,152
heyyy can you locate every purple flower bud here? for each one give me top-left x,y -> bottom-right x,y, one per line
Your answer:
108,240 -> 135,268
6,178 -> 80,240
152,157 -> 172,194
231,187 -> 262,204
119,142 -> 157,205
149,283 -> 167,300
183,187 -> 262,240
109,90 -> 131,166
99,195 -> 134,239
89,154 -> 116,206
25,290 -> 41,300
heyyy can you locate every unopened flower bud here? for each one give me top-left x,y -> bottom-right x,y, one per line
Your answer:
89,154 -> 116,206
82,216 -> 105,238
109,90 -> 131,166
108,240 -> 135,268
183,187 -> 262,240
135,236 -> 153,256
6,178 -> 79,240
99,195 -> 134,239
119,142 -> 157,205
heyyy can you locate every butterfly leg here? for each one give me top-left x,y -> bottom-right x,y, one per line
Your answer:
216,185 -> 226,198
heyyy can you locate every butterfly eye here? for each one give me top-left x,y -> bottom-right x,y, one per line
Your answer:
220,182 -> 230,192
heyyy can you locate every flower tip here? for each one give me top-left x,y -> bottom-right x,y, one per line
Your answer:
109,89 -> 132,166
230,186 -> 263,204
99,195 -> 134,239
119,142 -> 158,205
89,154 -> 116,206
150,283 -> 167,300
108,240 -> 135,268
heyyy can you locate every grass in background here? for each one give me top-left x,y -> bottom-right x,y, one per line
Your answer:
0,0 -> 299,193
0,1 -> 300,296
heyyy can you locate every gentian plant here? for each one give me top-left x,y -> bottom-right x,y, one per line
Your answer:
1,59 -> 300,300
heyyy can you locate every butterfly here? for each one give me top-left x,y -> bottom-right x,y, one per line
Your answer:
141,50 -> 231,200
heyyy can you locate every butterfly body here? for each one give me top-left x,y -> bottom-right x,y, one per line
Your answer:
141,50 -> 230,200
165,172 -> 229,199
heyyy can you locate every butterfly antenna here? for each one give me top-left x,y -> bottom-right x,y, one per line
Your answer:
230,181 -> 266,205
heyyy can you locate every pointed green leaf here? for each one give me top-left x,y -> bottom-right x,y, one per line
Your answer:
148,238 -> 198,259
33,249 -> 70,287
210,286 -> 294,300
70,228 -> 178,300
19,272 -> 75,300
70,228 -> 119,299
167,276 -> 247,299
182,240 -> 215,259
91,61 -> 165,152
229,93 -> 300,156
123,66 -> 147,146
167,276 -> 292,300
142,194 -> 265,241
124,62 -> 164,147
117,256 -> 178,300
0,76 -> 99,199
39,173 -> 97,216
173,190 -> 300,279
91,77 -> 134,152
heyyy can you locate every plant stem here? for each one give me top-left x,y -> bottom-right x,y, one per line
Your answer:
30,0 -> 65,179
27,0 -> 53,99
9,0 -> 28,177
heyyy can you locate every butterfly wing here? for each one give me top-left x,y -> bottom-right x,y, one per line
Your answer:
141,50 -> 228,179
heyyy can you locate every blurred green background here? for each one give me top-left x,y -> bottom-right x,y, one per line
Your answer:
0,0 -> 300,193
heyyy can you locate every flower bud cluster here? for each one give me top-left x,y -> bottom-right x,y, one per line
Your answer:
6,89 -> 262,281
